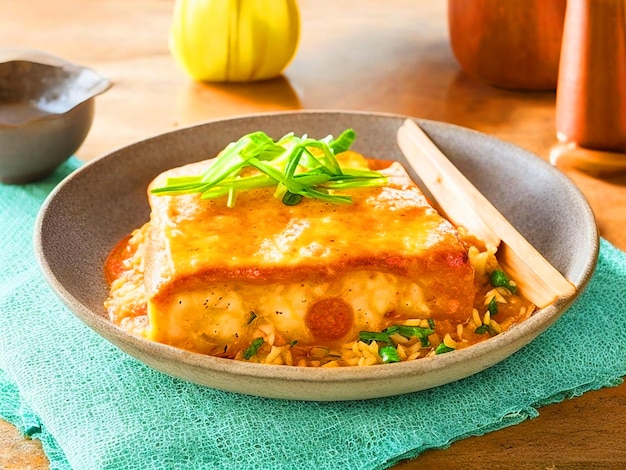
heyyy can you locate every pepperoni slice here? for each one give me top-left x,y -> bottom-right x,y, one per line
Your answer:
305,298 -> 354,341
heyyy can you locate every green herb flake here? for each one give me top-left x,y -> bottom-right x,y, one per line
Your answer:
359,322 -> 436,349
379,345 -> 401,363
474,323 -> 498,337
243,337 -> 264,360
435,343 -> 455,355
396,325 -> 434,339
487,296 -> 499,316
489,269 -> 518,294
419,336 -> 431,347
359,331 -> 391,344
474,324 -> 489,335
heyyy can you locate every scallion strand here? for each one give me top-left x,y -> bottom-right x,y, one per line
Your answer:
150,129 -> 386,206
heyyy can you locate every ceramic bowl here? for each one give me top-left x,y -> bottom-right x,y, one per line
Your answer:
34,111 -> 599,401
0,49 -> 111,184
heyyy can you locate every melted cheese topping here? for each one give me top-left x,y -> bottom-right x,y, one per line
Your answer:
105,152 -> 515,364
133,154 -> 476,355
145,156 -> 468,294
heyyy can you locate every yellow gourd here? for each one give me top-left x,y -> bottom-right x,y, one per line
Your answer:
169,0 -> 300,82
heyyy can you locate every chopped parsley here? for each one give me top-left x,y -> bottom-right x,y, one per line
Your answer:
489,269 -> 518,294
379,345 -> 401,363
435,343 -> 455,354
474,323 -> 498,336
359,323 -> 436,362
487,296 -> 499,316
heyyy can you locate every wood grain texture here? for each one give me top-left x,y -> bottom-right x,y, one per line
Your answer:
398,119 -> 576,308
1,0 -> 625,467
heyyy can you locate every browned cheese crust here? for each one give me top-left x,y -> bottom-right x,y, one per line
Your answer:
137,153 -> 476,355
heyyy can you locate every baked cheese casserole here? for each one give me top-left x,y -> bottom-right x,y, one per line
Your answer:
104,130 -> 534,367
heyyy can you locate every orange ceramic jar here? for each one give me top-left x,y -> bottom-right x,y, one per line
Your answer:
448,0 -> 566,90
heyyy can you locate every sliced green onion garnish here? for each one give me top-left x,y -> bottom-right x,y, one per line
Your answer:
282,191 -> 303,206
150,129 -> 386,206
243,337 -> 264,360
359,323 -> 435,346
359,331 -> 392,344
395,325 -> 434,339
359,321 -> 440,362
328,128 -> 356,154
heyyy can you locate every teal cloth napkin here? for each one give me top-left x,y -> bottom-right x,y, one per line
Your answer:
1,159 -> 625,470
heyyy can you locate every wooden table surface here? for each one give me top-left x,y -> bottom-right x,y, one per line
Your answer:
2,1 -> 626,468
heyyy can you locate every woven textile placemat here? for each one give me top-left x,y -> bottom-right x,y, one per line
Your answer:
1,159 -> 625,469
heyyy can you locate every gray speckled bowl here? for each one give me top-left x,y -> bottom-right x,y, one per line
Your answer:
0,48 -> 111,184
34,111 -> 598,401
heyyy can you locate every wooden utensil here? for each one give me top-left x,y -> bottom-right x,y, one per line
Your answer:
397,119 -> 576,308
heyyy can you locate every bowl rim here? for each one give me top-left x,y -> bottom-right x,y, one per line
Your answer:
34,109 -> 600,400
